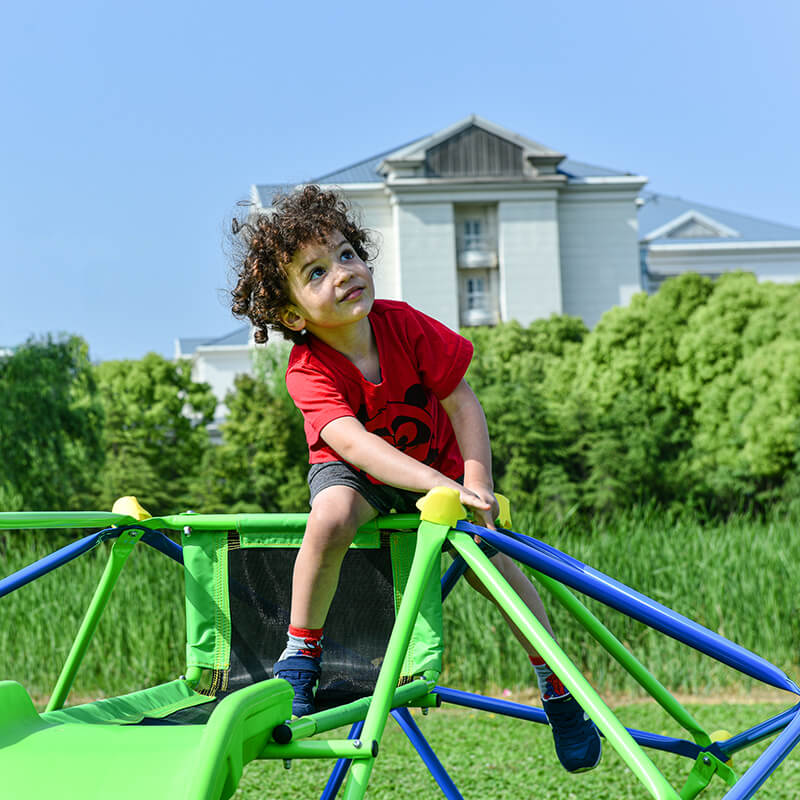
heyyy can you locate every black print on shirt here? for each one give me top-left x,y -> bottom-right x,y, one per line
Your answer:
355,384 -> 440,466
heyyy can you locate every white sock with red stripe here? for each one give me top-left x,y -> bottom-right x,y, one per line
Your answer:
279,625 -> 324,661
530,655 -> 570,701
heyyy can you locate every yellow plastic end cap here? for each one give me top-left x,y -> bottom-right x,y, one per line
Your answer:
710,729 -> 733,763
416,487 -> 466,527
111,496 -> 152,521
495,494 -> 512,528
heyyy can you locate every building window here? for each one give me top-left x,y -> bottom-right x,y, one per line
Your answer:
459,269 -> 496,326
455,203 -> 500,326
466,276 -> 488,310
463,219 -> 483,250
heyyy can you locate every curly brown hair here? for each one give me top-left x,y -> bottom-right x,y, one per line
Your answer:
229,185 -> 376,344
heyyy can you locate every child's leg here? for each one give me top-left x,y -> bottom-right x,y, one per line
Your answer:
274,485 -> 377,717
462,551 -> 602,773
462,551 -> 555,653
290,485 -> 377,628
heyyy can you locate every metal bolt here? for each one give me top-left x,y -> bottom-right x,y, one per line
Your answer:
703,756 -> 711,765
352,739 -> 362,749
283,759 -> 292,770
183,526 -> 192,537
421,707 -> 429,716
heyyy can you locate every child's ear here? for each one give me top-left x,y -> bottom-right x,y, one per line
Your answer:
280,306 -> 306,332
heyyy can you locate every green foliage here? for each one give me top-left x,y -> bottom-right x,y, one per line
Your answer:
467,273 -> 800,520
569,274 -> 713,515
464,316 -> 587,520
93,353 -> 217,514
677,274 -> 800,509
0,335 -> 103,510
191,344 -> 309,513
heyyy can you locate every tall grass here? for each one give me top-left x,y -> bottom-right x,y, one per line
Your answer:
441,506 -> 800,695
2,506 -> 798,702
0,532 -> 185,701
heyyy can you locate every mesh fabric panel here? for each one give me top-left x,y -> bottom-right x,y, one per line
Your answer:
216,532 -> 396,710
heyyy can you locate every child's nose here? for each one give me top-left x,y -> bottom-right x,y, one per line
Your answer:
334,262 -> 354,283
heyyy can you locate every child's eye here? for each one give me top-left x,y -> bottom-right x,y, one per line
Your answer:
309,265 -> 326,280
341,248 -> 355,261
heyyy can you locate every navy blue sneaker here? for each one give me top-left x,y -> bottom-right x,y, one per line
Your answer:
273,655 -> 321,717
542,694 -> 602,773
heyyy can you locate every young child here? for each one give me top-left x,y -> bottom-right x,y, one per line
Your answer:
229,185 -> 601,773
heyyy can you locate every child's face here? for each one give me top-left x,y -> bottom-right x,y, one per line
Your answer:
280,231 -> 375,338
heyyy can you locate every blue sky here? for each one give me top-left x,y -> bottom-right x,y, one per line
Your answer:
2,0 -> 798,361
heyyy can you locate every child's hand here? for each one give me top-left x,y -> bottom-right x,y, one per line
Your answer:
461,484 -> 499,538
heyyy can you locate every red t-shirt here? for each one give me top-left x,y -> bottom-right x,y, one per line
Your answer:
285,299 -> 473,483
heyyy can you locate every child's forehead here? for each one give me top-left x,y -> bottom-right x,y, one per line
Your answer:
288,230 -> 347,267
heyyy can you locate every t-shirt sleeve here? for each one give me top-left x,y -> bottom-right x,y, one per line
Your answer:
285,359 -> 356,447
403,305 -> 474,399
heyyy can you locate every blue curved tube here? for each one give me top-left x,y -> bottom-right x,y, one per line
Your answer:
456,522 -> 799,696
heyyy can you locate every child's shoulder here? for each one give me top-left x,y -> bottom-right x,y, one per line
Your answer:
370,298 -> 414,318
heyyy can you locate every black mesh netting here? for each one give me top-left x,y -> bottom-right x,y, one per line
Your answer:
160,532 -> 398,724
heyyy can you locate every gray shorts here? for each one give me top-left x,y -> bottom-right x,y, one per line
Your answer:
307,461 -> 498,557
308,461 -> 421,516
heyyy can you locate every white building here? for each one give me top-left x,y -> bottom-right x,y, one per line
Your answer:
177,115 -> 800,413
637,192 -> 800,291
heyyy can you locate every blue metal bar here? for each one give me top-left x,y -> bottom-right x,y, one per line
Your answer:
721,706 -> 800,799
391,707 -> 463,799
320,720 -> 364,800
441,556 -> 467,600
140,531 -> 183,564
720,703 -> 800,756
434,686 -> 703,760
0,529 -> 118,599
458,522 -> 800,696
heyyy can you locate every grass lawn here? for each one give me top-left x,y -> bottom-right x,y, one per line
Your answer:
233,698 -> 799,799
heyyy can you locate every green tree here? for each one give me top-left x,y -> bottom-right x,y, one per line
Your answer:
677,274 -> 800,507
465,316 -> 587,520
0,335 -> 103,510
191,345 -> 309,513
571,274 -> 713,513
93,354 -> 216,514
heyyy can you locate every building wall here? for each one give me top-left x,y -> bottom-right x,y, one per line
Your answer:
558,189 -> 642,327
392,200 -> 460,330
498,194 -> 562,325
191,347 -> 254,420
647,246 -> 800,284
348,190 -> 399,301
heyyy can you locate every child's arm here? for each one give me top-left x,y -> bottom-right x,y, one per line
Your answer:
440,379 -> 500,530
319,416 -> 492,516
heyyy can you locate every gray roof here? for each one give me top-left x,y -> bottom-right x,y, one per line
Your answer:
558,159 -> 635,179
252,137 -> 638,207
177,326 -> 251,356
639,192 -> 800,245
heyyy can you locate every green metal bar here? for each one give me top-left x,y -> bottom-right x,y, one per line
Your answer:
0,511 -> 130,529
275,679 -> 434,742
45,529 -> 144,711
0,510 -> 422,534
343,520 -> 450,800
159,512 -> 421,534
533,569 -> 713,747
261,739 -> 374,760
450,531 -> 681,800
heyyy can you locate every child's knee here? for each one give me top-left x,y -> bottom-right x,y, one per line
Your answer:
306,487 -> 374,552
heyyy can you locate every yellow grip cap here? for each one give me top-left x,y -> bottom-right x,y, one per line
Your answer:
111,496 -> 152,521
495,494 -> 512,527
416,487 -> 466,527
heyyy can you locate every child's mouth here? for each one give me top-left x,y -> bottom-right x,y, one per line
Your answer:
341,287 -> 364,302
